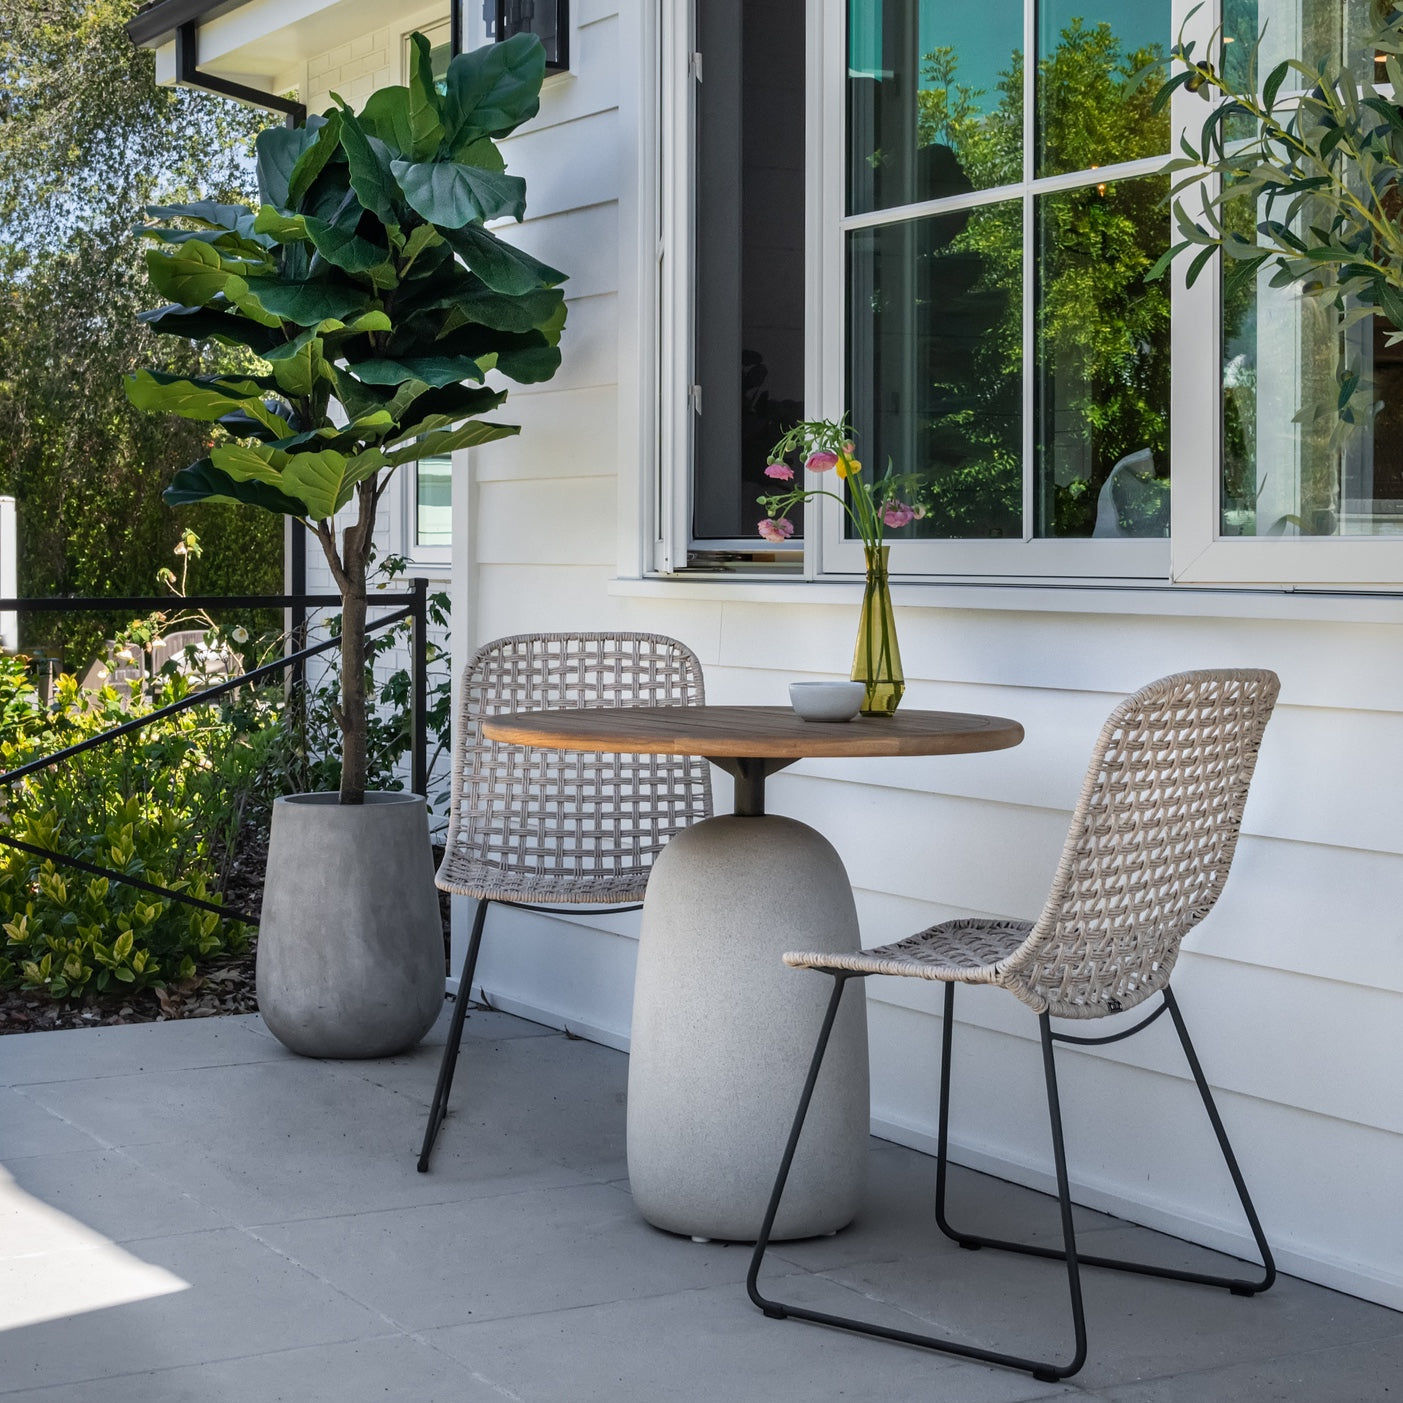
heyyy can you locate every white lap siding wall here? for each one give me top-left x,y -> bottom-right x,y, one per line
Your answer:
290,1 -> 1402,1310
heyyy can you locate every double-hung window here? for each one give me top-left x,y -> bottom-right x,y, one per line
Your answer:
661,0 -> 1402,589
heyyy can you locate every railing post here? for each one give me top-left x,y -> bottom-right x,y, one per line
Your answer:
287,521 -> 308,695
411,576 -> 428,799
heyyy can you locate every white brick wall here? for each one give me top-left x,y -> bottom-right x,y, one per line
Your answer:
305,26 -> 392,110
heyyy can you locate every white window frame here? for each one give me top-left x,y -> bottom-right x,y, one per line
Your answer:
1170,0 -> 1403,585
399,456 -> 454,570
653,0 -> 1403,591
818,0 -> 1173,580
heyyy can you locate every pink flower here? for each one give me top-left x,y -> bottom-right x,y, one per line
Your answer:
764,462 -> 794,481
882,500 -> 915,529
805,450 -> 839,473
757,517 -> 795,543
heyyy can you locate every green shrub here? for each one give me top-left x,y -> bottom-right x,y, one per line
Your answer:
0,671 -> 277,1000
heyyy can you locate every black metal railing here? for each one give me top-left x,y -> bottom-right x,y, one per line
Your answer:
0,580 -> 433,927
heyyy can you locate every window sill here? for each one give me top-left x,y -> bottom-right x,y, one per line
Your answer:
607,572 -> 1403,625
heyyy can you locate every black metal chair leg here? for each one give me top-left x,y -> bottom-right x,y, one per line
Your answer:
748,973 -> 852,1315
1036,1010 -> 1088,1381
1164,987 -> 1276,1294
934,984 -> 1086,1379
749,977 -> 1087,1381
933,988 -> 1274,1297
934,981 -> 969,1246
417,897 -> 491,1173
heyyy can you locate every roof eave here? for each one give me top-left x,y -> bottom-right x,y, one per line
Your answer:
125,0 -> 254,49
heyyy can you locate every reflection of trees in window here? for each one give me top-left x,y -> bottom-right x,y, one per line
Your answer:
855,20 -> 1171,541
1037,174 -> 1171,538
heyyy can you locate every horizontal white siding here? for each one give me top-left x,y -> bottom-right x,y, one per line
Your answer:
288,1 -> 1403,1312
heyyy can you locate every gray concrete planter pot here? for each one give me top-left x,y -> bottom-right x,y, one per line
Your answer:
257,792 -> 443,1058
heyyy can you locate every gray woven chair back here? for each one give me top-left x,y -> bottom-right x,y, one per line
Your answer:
1000,668 -> 1279,1020
436,632 -> 712,905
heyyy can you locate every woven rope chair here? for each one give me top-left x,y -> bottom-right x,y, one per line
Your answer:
417,632 -> 712,1172
748,669 -> 1280,1382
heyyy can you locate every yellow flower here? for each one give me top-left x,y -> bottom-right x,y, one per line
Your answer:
836,452 -> 861,480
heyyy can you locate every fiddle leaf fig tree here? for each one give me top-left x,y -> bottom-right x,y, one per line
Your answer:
128,33 -> 566,803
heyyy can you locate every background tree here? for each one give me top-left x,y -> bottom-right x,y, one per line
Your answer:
0,0 -> 281,668
863,20 -> 1171,539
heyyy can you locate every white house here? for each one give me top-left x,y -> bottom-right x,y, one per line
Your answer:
131,0 -> 1403,1311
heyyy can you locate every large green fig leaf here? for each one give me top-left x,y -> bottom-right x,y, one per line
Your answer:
264,329 -> 330,399
391,159 -> 526,226
359,85 -> 415,158
405,32 -> 446,160
379,418 -> 519,467
354,355 -> 486,388
304,210 -> 392,273
437,278 -> 565,335
144,200 -> 250,231
143,241 -> 244,307
441,222 -> 565,295
335,109 -> 401,226
492,336 -> 562,383
137,304 -> 284,354
285,447 -> 386,518
432,323 -> 561,382
126,370 -> 290,436
288,111 -> 343,207
164,458 -> 311,516
211,441 -> 379,520
442,33 -> 544,152
253,206 -> 310,243
242,278 -> 374,326
256,115 -> 330,209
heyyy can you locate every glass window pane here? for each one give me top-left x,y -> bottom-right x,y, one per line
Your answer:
693,0 -> 806,544
1223,275 -> 1403,539
1036,0 -> 1170,179
416,456 -> 452,547
1034,175 -> 1171,539
1218,0 -> 1395,540
847,202 -> 1022,540
1223,0 -> 1376,80
848,0 -> 1023,215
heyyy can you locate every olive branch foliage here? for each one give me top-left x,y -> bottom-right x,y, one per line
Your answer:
1152,2 -> 1403,418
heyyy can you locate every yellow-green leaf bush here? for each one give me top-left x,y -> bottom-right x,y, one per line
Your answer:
0,657 -> 273,1000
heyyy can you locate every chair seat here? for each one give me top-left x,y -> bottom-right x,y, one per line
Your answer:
434,857 -> 650,906
784,916 -> 1035,984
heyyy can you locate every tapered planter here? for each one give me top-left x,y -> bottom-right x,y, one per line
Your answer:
257,792 -> 444,1058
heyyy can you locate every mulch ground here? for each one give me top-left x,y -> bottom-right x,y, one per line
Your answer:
0,830 -> 453,1036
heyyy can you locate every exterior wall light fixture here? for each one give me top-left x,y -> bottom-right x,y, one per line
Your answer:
484,0 -> 569,72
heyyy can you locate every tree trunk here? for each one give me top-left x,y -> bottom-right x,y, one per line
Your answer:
338,563 -> 368,804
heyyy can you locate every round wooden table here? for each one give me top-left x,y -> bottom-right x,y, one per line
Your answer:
483,705 -> 1024,1241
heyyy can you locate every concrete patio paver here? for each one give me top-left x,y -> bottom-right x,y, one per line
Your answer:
1,1008 -> 1399,1402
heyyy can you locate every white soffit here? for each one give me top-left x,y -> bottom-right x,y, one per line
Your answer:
152,0 -> 432,95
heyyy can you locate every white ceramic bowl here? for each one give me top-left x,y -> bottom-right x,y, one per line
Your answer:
789,681 -> 866,723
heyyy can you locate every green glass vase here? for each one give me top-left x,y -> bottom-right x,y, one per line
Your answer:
851,546 -> 904,716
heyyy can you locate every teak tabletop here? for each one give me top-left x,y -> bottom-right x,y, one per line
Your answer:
481,704 -> 1025,760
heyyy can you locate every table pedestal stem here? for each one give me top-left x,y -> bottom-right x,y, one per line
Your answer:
627,814 -> 869,1240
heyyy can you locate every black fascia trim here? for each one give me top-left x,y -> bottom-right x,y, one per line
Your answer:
175,22 -> 305,122
126,0 -> 251,49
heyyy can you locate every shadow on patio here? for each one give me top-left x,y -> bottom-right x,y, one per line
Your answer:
1,1007 -> 1399,1402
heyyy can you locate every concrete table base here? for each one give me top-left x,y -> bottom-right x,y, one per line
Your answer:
626,814 -> 869,1242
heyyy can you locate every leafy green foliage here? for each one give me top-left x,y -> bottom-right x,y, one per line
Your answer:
1156,2 -> 1403,376
131,32 -> 565,801
0,673 -> 272,1000
0,0 -> 283,671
